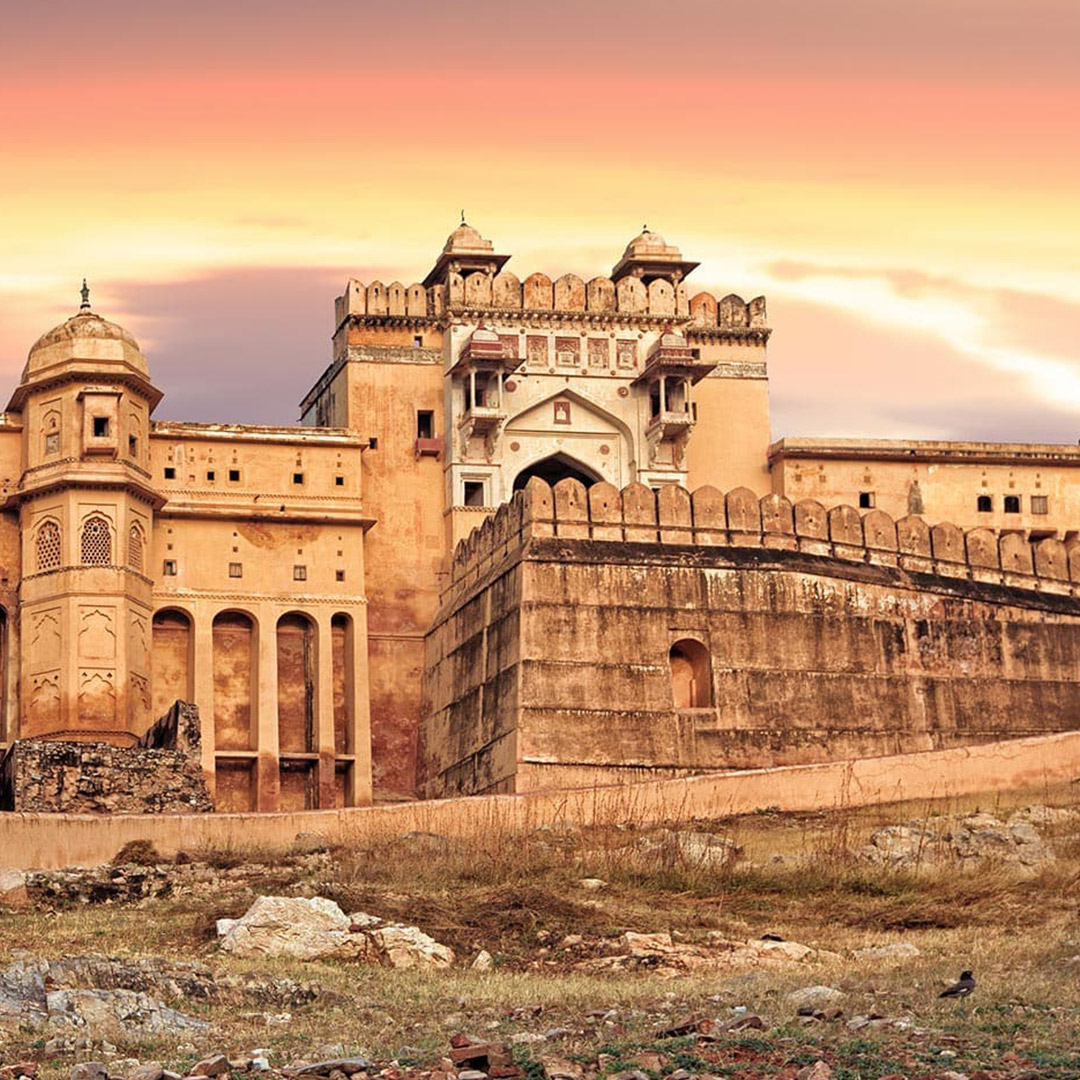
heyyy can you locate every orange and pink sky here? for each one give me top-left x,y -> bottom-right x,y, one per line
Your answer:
2,0 -> 1079,439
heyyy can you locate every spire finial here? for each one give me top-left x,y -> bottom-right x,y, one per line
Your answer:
79,279 -> 91,312
643,223 -> 648,232
460,209 -> 466,225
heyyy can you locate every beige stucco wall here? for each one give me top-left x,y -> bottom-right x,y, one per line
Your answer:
2,729 -> 1078,870
770,439 -> 1080,540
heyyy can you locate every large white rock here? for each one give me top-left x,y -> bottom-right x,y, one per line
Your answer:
367,925 -> 455,969
219,896 -> 351,959
0,869 -> 29,908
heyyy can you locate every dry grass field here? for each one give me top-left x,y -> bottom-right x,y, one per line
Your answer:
2,783 -> 1080,1079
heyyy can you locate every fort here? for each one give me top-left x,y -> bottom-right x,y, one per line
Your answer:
2,224 -> 1080,814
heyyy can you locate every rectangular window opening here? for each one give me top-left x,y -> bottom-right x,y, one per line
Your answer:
463,481 -> 485,507
228,468 -> 240,482
1004,495 -> 1021,513
334,475 -> 344,486
368,437 -> 378,450
293,565 -> 307,581
858,491 -> 874,509
128,435 -> 138,457
163,559 -> 177,576
228,562 -> 242,578
164,467 -> 176,480
417,410 -> 435,440
413,335 -> 423,348
92,417 -> 109,438
206,470 -> 216,481
1031,495 -> 1049,515
977,495 -> 993,512
292,472 -> 304,485
335,569 -> 345,582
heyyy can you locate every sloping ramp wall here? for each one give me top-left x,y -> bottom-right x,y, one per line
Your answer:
2,730 -> 1079,870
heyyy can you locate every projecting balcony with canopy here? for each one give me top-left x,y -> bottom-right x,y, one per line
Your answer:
450,326 -> 523,441
634,330 -> 716,441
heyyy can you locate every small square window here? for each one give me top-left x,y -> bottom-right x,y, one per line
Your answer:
335,475 -> 344,486
229,562 -> 242,578
163,559 -> 177,576
858,491 -> 874,509
463,481 -> 485,507
164,467 -> 176,480
92,417 -> 109,438
335,569 -> 345,582
293,472 -> 304,485
1031,495 -> 1049,515
977,495 -> 992,512
368,437 -> 378,450
1004,495 -> 1021,513
293,565 -> 307,581
206,470 -> 215,481
417,410 -> 435,439
413,335 -> 423,348
228,469 -> 240,482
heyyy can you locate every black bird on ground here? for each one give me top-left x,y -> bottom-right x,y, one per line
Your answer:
939,970 -> 976,999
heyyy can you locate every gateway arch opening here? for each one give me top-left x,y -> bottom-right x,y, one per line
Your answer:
512,453 -> 602,492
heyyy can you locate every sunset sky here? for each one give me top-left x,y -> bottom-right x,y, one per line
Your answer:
2,0 -> 1078,440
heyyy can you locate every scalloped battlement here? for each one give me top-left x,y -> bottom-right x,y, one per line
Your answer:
443,477 -> 1079,605
335,277 -> 767,330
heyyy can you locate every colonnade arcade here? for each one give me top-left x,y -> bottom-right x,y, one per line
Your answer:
150,599 -> 369,811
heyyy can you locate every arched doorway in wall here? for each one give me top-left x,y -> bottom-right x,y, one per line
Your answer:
332,613 -> 354,807
512,453 -> 603,491
212,611 -> 256,750
151,609 -> 193,721
669,639 -> 713,708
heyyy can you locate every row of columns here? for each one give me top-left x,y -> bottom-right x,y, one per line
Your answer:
181,598 -> 372,811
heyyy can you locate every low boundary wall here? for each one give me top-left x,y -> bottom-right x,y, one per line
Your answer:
2,730 -> 1079,870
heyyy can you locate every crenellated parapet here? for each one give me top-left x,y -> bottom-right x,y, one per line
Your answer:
333,276 -> 768,337
443,477 -> 1080,608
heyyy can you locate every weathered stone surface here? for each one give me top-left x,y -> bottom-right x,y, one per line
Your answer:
365,926 -> 454,969
219,896 -> 454,968
860,812 -> 1054,869
0,869 -> 29,908
423,530 -> 1080,795
219,896 -> 352,959
785,986 -> 845,1011
2,705 -> 211,814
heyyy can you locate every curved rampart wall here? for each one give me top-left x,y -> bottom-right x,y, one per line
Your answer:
420,478 -> 1080,797
442,478 -> 1080,609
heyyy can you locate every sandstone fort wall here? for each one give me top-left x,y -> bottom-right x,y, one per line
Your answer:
419,479 -> 1080,796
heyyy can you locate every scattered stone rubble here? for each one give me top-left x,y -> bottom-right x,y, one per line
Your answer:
568,930 -> 838,975
858,808 -> 1073,869
0,955 -> 325,1036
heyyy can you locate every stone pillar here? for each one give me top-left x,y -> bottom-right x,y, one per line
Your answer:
315,612 -> 336,808
255,605 -> 280,811
348,605 -> 373,806
192,611 -> 216,794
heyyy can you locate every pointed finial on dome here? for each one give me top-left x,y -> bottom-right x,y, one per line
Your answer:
461,209 -> 466,225
80,279 -> 91,312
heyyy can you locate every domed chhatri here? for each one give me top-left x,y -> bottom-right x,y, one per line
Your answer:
23,282 -> 148,381
611,226 -> 700,285
441,221 -> 495,255
423,219 -> 510,287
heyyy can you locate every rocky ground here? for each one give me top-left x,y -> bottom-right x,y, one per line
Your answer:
2,793 -> 1079,1080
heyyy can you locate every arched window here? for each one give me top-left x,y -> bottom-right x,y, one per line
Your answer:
128,523 -> 144,572
669,639 -> 712,708
36,520 -> 61,571
81,516 -> 112,566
